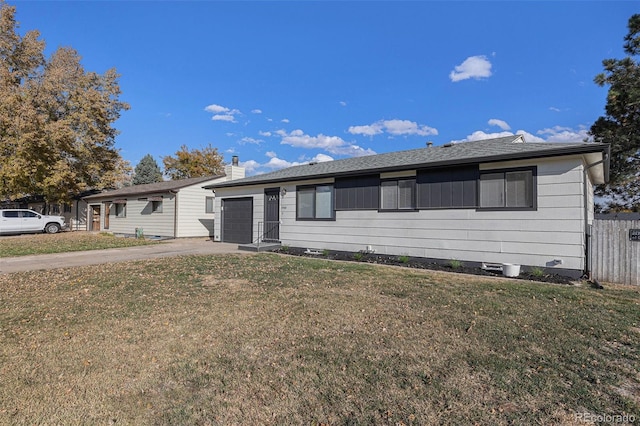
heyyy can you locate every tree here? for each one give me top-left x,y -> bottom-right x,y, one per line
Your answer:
590,14 -> 640,212
0,2 -> 130,203
162,144 -> 225,180
133,154 -> 163,185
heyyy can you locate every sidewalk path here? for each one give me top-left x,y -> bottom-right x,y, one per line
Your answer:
0,238 -> 245,274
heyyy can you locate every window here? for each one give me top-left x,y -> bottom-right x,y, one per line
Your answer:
417,166 -> 478,209
205,196 -> 215,213
115,202 -> 126,217
3,211 -> 19,218
479,167 -> 536,209
380,178 -> 416,211
296,184 -> 334,220
335,175 -> 380,210
152,200 -> 163,213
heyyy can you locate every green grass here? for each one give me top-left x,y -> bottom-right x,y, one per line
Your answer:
0,232 -> 157,257
0,253 -> 638,424
448,259 -> 463,269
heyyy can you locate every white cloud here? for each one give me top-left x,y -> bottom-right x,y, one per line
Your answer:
251,109 -> 262,114
204,103 -> 241,122
281,130 -> 347,150
240,159 -> 261,174
456,130 -> 545,143
488,119 -> 511,131
278,129 -> 376,157
449,55 -> 493,82
204,104 -> 230,113
242,152 -> 336,175
384,119 -> 438,136
537,126 -> 591,142
339,101 -> 347,107
281,118 -> 290,123
348,123 -> 384,136
549,107 -> 561,112
331,144 -> 377,157
313,153 -> 334,162
451,125 -> 592,144
212,114 -> 236,122
348,119 -> 437,137
238,137 -> 263,145
259,131 -> 272,137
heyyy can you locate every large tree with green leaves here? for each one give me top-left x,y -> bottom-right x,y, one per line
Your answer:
0,1 -> 130,203
590,14 -> 640,212
133,154 -> 163,185
162,144 -> 225,180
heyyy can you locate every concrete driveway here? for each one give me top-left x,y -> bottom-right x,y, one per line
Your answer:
0,238 -> 246,274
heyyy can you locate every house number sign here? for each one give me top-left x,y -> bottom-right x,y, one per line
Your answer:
630,229 -> 640,241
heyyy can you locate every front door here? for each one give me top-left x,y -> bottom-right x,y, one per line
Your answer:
263,188 -> 280,242
91,206 -> 101,231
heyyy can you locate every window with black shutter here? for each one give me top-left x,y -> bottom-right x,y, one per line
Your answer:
417,165 -> 478,209
335,175 -> 380,210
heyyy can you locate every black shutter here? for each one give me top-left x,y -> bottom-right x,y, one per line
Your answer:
417,165 -> 478,209
335,175 -> 380,210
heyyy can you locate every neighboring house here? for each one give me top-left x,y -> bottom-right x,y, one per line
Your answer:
84,160 -> 245,238
205,136 -> 609,278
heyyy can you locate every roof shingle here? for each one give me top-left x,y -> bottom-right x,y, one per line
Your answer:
84,175 -> 224,200
206,136 -> 608,188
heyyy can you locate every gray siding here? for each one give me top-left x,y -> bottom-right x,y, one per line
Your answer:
214,156 -> 592,273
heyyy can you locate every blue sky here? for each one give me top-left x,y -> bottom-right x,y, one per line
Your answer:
11,1 -> 638,175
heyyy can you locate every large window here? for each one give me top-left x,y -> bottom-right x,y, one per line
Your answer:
335,175 -> 380,210
417,166 -> 478,209
297,184 -> 334,220
380,178 -> 416,211
479,167 -> 536,209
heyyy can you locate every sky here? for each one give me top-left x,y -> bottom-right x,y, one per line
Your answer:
10,1 -> 639,176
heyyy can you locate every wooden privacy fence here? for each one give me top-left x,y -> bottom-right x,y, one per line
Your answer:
591,220 -> 640,286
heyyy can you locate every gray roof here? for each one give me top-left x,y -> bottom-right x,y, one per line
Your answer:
206,136 -> 609,189
84,175 -> 224,200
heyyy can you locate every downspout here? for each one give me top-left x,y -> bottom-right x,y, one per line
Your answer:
171,190 -> 178,239
583,157 -> 606,280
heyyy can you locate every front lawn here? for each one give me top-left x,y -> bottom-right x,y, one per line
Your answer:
0,232 -> 157,257
0,254 -> 638,424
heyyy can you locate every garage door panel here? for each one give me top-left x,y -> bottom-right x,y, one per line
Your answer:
222,198 -> 253,243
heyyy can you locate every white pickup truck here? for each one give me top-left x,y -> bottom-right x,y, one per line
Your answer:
0,209 -> 67,235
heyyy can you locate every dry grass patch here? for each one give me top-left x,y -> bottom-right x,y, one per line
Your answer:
0,232 -> 157,257
0,254 -> 638,425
